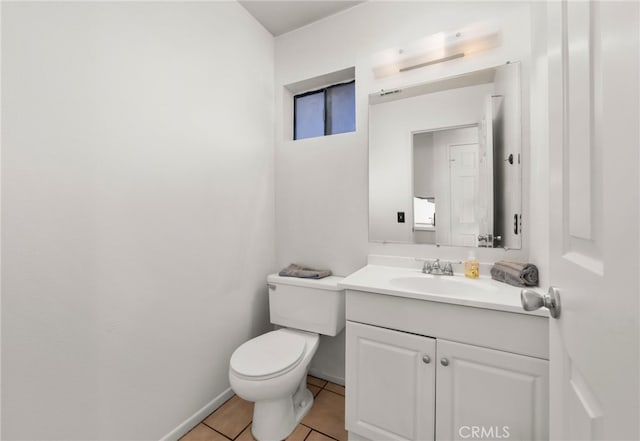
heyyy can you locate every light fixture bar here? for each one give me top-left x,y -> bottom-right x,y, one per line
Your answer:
372,23 -> 501,78
399,53 -> 465,72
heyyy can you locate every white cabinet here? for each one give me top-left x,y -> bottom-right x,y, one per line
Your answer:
346,321 -> 436,441
346,321 -> 549,441
436,339 -> 548,441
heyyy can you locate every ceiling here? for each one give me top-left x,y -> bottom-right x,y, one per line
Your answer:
239,1 -> 364,36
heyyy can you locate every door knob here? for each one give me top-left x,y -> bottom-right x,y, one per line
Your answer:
520,287 -> 561,318
440,358 -> 449,366
422,355 -> 431,364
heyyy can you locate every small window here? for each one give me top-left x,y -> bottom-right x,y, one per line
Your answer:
414,197 -> 436,228
294,80 -> 355,140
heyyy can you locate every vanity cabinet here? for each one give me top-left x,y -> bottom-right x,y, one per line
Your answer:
346,321 -> 436,441
435,339 -> 548,441
345,290 -> 549,441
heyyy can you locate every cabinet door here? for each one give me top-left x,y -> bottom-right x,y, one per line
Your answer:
346,321 -> 436,441
435,339 -> 549,441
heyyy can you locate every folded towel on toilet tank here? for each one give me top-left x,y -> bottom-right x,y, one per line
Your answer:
278,263 -> 332,279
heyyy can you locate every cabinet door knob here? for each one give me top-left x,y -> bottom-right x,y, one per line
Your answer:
422,355 -> 431,364
440,358 -> 449,366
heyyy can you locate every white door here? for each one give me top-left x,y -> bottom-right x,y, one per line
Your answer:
449,143 -> 480,247
542,2 -> 639,440
345,321 -> 436,441
435,339 -> 549,441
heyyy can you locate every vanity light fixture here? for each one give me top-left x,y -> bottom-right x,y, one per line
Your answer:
372,22 -> 501,78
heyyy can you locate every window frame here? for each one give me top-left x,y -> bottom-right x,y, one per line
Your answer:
413,196 -> 436,231
293,79 -> 355,140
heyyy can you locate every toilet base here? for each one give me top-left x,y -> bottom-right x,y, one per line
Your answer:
251,378 -> 314,441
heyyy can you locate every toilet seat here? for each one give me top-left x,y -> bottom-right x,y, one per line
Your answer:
230,330 -> 307,380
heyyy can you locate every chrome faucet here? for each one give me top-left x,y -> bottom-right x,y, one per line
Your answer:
417,258 -> 462,276
430,259 -> 444,275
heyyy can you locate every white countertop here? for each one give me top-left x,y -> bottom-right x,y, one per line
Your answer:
339,264 -> 548,317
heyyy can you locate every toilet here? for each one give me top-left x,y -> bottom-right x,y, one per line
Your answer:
229,273 -> 345,441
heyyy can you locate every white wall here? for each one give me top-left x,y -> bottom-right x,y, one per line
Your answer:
413,132 -> 436,200
275,1 -> 532,381
413,133 -> 437,245
1,2 -> 275,439
528,3 -> 550,288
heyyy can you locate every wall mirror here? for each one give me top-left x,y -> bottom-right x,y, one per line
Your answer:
369,63 -> 522,249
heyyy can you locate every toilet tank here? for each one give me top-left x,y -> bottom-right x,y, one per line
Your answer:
267,274 -> 345,336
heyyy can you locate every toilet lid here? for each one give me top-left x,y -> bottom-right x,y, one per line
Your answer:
230,330 -> 307,379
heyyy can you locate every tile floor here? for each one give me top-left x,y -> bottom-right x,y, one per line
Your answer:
180,376 -> 346,441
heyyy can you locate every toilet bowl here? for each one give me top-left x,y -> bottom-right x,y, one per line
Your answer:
228,274 -> 345,441
229,329 -> 319,440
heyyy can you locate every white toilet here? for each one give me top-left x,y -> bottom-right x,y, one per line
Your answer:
229,273 -> 345,441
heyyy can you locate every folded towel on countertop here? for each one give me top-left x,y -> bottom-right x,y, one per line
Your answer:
278,263 -> 332,280
490,260 -> 539,287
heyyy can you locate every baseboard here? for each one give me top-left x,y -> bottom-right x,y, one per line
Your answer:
348,431 -> 370,441
160,370 -> 343,440
160,388 -> 234,441
308,368 -> 345,386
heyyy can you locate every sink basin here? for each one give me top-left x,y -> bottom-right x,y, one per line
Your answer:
389,275 -> 499,296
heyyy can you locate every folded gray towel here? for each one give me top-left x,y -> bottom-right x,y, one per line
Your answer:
490,260 -> 539,287
279,263 -> 332,279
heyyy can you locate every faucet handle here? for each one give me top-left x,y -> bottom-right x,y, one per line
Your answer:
415,257 -> 434,274
442,260 -> 463,275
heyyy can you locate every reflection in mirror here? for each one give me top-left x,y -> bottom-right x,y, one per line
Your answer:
413,197 -> 435,228
413,126 -> 484,246
369,63 -> 522,249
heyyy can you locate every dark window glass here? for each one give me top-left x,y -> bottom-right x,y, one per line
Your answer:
294,91 -> 325,140
293,80 -> 355,140
327,81 -> 355,135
